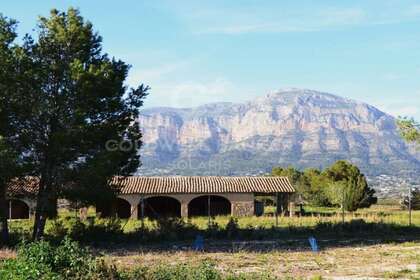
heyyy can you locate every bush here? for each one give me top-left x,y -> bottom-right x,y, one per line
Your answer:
146,261 -> 223,280
46,217 -> 124,243
226,217 -> 239,239
0,238 -> 119,280
151,218 -> 199,241
0,239 -> 274,279
47,219 -> 68,239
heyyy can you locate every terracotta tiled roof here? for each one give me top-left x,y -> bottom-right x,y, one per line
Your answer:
7,177 -> 39,197
111,176 -> 295,194
7,176 -> 295,196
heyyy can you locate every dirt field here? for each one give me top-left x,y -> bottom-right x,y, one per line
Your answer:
100,240 -> 420,279
2,206 -> 419,279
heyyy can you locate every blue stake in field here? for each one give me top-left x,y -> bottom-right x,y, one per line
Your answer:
308,236 -> 319,252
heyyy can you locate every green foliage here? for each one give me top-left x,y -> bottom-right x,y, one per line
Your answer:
325,181 -> 347,208
323,161 -> 377,211
303,168 -> 330,206
401,188 -> 420,210
397,117 -> 420,145
0,15 -> 23,243
0,238 -> 98,279
0,8 -> 149,238
272,167 -> 311,197
0,238 -> 276,279
226,217 -> 239,238
45,217 -> 124,243
148,262 -> 221,280
272,160 -> 377,211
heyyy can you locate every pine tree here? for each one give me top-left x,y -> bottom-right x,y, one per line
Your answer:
1,8 -> 149,239
0,14 -> 20,246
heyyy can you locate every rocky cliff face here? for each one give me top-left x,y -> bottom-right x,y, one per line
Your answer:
138,89 -> 420,177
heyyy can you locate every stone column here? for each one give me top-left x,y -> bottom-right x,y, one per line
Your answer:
181,202 -> 189,218
118,195 -> 141,220
79,207 -> 88,221
24,199 -> 37,219
232,201 -> 254,216
130,204 -> 138,220
289,201 -> 295,217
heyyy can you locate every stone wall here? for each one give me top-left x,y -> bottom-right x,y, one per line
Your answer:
232,201 -> 254,216
117,192 -> 256,218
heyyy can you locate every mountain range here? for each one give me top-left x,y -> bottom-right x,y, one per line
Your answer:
137,89 -> 420,179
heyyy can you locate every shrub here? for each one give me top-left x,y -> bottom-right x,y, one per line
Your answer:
0,238 -> 123,280
47,219 -> 68,239
226,217 -> 239,239
0,256 -> 56,280
153,218 -> 199,241
148,261 -> 222,280
67,218 -> 87,240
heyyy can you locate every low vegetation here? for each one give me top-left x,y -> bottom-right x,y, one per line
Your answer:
5,204 -> 420,246
1,204 -> 419,279
0,238 -> 280,280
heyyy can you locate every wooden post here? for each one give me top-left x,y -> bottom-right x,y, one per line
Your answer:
140,197 -> 145,229
207,195 -> 211,226
408,186 -> 412,226
8,200 -> 12,220
275,193 -> 279,227
341,186 -> 345,224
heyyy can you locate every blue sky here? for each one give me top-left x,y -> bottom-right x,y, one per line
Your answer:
2,0 -> 420,119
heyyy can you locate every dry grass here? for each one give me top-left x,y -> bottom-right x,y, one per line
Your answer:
3,204 -> 420,279
104,241 -> 420,279
113,204 -> 420,234
0,249 -> 15,261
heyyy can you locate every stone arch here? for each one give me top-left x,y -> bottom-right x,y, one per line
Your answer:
7,199 -> 30,219
188,195 -> 231,217
141,196 -> 181,219
115,197 -> 131,219
96,197 -> 131,219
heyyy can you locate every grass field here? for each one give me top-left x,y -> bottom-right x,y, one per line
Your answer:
2,203 -> 420,279
103,241 -> 420,279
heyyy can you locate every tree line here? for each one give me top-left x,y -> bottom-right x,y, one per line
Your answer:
0,8 -> 149,244
272,160 -> 378,211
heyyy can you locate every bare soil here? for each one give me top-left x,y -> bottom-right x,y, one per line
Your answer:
101,241 -> 420,279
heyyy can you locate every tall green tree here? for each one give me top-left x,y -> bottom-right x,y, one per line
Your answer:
2,8 -> 149,239
0,137 -> 22,245
303,168 -> 330,206
272,166 -> 311,201
0,14 -> 20,246
272,161 -> 377,210
323,160 -> 377,211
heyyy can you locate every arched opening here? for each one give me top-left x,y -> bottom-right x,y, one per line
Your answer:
141,196 -> 181,219
7,199 -> 30,219
115,198 -> 131,219
188,195 -> 231,217
96,202 -> 113,218
96,197 -> 131,219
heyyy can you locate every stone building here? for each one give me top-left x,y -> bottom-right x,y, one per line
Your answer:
6,177 -> 38,219
97,176 -> 295,219
7,176 -> 295,219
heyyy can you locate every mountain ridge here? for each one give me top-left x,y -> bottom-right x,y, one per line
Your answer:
138,89 -> 420,179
